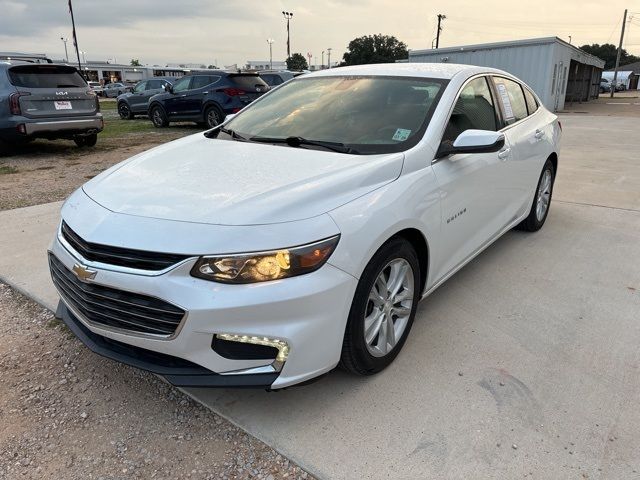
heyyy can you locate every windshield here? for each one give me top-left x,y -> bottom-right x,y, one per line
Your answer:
225,75 -> 447,154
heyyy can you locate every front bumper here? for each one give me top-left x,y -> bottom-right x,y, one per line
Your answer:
49,209 -> 357,389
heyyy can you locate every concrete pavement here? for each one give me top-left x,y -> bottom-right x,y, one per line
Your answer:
1,114 -> 639,479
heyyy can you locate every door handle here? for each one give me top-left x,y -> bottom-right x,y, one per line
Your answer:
498,148 -> 511,160
203,91 -> 209,94
535,129 -> 545,139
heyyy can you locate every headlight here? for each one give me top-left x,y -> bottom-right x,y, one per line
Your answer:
191,235 -> 340,284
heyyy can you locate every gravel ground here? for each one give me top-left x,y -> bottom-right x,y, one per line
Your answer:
0,283 -> 314,480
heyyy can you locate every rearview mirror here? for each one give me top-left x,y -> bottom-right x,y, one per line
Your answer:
437,130 -> 505,158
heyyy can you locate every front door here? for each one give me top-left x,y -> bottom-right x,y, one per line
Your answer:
430,75 -> 510,282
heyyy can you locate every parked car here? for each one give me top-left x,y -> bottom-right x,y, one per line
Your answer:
0,61 -> 103,152
600,78 -> 611,93
103,82 -> 130,98
87,81 -> 104,97
49,64 -> 561,389
147,72 -> 269,129
116,78 -> 174,119
258,70 -> 295,86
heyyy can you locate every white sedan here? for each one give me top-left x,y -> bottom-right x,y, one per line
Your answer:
49,63 -> 561,389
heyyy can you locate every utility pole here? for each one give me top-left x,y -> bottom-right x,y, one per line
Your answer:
611,9 -> 628,98
67,0 -> 83,75
267,38 -> 274,70
321,50 -> 325,69
282,11 -> 293,59
60,37 -> 69,62
435,14 -> 446,49
327,48 -> 332,69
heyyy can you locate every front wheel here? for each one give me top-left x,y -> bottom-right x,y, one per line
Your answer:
150,105 -> 169,128
340,237 -> 420,375
118,102 -> 134,119
516,158 -> 555,232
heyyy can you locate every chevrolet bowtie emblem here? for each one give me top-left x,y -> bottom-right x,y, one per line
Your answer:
72,263 -> 97,282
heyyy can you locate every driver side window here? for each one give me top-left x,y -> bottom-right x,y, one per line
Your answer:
172,76 -> 192,92
443,76 -> 498,143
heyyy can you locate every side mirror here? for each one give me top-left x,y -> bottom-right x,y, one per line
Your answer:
163,84 -> 174,94
437,129 -> 505,158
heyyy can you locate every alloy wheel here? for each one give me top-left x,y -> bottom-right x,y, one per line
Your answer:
364,259 -> 414,357
118,103 -> 130,119
536,169 -> 552,221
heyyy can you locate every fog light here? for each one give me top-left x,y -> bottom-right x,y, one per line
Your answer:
216,333 -> 289,363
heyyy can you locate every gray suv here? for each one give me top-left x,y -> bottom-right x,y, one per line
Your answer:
0,60 -> 103,152
116,78 -> 173,119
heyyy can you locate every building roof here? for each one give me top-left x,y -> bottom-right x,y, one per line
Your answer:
616,61 -> 640,74
409,36 -> 605,68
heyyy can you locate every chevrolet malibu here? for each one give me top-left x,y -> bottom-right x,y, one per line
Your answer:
49,64 -> 561,389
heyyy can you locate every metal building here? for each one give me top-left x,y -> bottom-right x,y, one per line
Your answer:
408,37 -> 605,111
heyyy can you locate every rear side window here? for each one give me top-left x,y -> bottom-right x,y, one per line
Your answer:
191,76 -> 219,89
229,75 -> 269,91
443,76 -> 498,143
8,65 -> 86,88
147,79 -> 165,89
523,87 -> 538,115
493,77 -> 528,124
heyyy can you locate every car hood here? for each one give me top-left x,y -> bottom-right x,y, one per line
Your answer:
82,133 -> 404,226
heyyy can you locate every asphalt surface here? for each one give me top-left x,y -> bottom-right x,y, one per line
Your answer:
0,113 -> 639,479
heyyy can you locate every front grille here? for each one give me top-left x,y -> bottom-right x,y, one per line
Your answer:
61,221 -> 190,271
49,254 -> 185,336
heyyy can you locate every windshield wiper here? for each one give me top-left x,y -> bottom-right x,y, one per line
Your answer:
205,126 -> 247,141
249,136 -> 357,154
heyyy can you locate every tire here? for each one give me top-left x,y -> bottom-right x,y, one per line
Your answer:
204,105 -> 223,129
118,102 -> 133,120
150,105 -> 169,128
516,158 -> 555,232
340,237 -> 421,375
73,134 -> 97,148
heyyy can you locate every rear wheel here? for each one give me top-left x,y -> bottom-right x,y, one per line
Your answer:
516,158 -> 555,232
74,133 -> 97,148
204,105 -> 223,129
340,237 -> 420,375
118,102 -> 133,119
150,105 -> 169,128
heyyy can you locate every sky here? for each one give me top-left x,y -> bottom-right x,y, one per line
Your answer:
1,0 -> 639,67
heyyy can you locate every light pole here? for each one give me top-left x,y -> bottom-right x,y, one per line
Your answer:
267,38 -> 274,70
321,50 -> 325,69
327,48 -> 332,69
282,11 -> 293,59
60,37 -> 69,62
435,14 -> 446,49
80,50 -> 86,64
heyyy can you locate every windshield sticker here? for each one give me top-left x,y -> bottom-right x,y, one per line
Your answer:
392,128 -> 411,142
496,83 -> 514,120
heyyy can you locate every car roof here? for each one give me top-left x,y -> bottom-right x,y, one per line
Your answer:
308,63 -> 506,80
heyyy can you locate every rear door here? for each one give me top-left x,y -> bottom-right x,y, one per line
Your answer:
490,76 -> 547,219
181,75 -> 220,116
7,64 -> 97,118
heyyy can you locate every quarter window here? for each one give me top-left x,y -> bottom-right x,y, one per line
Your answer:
443,76 -> 498,143
494,77 -> 528,124
523,87 -> 538,115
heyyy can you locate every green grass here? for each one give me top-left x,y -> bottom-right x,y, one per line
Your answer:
0,165 -> 18,175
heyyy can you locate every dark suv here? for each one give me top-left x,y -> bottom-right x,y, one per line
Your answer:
0,61 -> 102,151
116,77 -> 173,119
148,72 -> 269,128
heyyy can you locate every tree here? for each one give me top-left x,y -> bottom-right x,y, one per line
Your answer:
342,34 -> 408,66
579,43 -> 640,70
286,53 -> 308,71
130,59 -> 142,66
